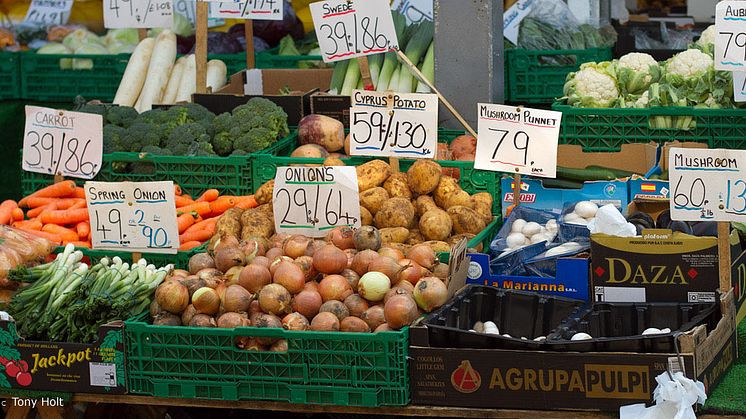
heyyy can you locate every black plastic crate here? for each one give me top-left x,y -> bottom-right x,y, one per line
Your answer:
421,285 -> 586,350
546,301 -> 721,353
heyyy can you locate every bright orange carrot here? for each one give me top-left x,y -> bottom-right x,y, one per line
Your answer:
11,207 -> 23,221
174,195 -> 195,208
179,229 -> 214,243
69,200 -> 87,210
20,228 -> 62,245
40,208 -> 89,225
19,181 -> 76,207
196,189 -> 219,202
208,196 -> 236,216
0,201 -> 17,225
76,222 -> 90,240
174,184 -> 182,196
235,195 -> 258,209
28,202 -> 56,219
182,194 -> 192,200
42,224 -> 79,242
73,187 -> 86,199
65,240 -> 91,248
12,219 -> 42,231
177,212 -> 198,234
183,217 -> 218,235
176,201 -> 211,216
179,240 -> 202,251
26,197 -> 84,210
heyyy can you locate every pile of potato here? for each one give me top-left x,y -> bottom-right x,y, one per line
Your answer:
212,181 -> 277,244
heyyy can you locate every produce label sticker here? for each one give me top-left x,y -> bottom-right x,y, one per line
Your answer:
208,0 -> 283,20
310,0 -> 399,63
715,1 -> 746,71
503,0 -> 535,45
391,0 -> 432,24
85,181 -> 180,254
273,166 -> 362,237
474,103 -> 561,178
349,90 -> 438,159
23,0 -> 73,27
734,71 -> 746,102
23,106 -> 103,180
104,0 -> 174,29
669,147 -> 746,222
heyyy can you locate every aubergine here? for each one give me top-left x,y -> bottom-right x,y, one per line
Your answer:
692,222 -> 717,237
656,210 -> 672,229
670,221 -> 694,235
627,212 -> 655,229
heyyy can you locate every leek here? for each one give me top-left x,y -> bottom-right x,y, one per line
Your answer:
368,53 -> 384,89
340,59 -> 361,95
415,42 -> 434,93
377,51 -> 398,92
388,65 -> 402,91
329,59 -> 350,95
396,21 -> 434,93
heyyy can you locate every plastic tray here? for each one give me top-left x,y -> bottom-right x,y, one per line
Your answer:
124,313 -> 409,406
545,301 -> 721,353
0,51 -> 21,100
421,285 -> 586,350
553,103 -> 746,151
53,243 -> 205,271
505,48 -> 613,104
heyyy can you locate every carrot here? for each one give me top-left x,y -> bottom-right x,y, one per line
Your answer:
73,187 -> 86,199
65,240 -> 91,248
42,224 -> 79,242
19,181 -> 76,207
196,189 -> 219,202
12,219 -> 42,231
179,229 -> 214,243
12,207 -> 23,221
27,202 -> 55,219
235,195 -> 258,209
76,222 -> 90,240
176,201 -> 211,216
182,194 -> 192,200
208,196 -> 236,216
69,200 -> 87,210
183,217 -> 218,235
174,184 -> 182,196
174,195 -> 195,208
0,201 -> 16,225
20,228 -> 62,245
177,212 -> 198,234
179,240 -> 202,251
26,197 -> 84,210
41,208 -> 89,226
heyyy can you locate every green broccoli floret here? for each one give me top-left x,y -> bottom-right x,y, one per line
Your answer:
103,125 -> 127,153
181,103 -> 216,125
233,127 -> 274,153
188,142 -> 217,156
76,103 -> 107,116
212,131 -> 234,156
164,123 -> 211,155
212,112 -> 233,134
105,106 -> 139,128
230,149 -> 248,156
140,145 -> 169,155
123,123 -> 162,152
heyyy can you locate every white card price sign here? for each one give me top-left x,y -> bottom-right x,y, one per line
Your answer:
104,0 -> 174,28
209,0 -> 282,20
391,0 -> 432,24
349,90 -> 438,159
23,106 -> 103,180
474,104 -> 561,178
715,1 -> 746,71
310,0 -> 399,63
23,0 -> 73,27
734,71 -> 746,102
85,181 -> 180,254
668,148 -> 746,222
273,166 -> 362,237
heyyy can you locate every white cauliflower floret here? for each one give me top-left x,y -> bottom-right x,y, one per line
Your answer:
564,63 -> 619,108
635,91 -> 650,108
697,25 -> 716,47
619,52 -> 658,74
666,49 -> 713,79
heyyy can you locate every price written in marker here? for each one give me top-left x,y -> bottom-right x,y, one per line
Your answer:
23,0 -> 73,27
669,148 -> 746,222
85,181 -> 180,254
273,166 -> 362,237
104,0 -> 173,29
474,103 -> 561,178
208,0 -> 282,20
715,1 -> 746,71
349,90 -> 438,159
310,0 -> 399,63
23,106 -> 103,180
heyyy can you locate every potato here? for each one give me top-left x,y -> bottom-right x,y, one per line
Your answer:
255,204 -> 274,221
379,227 -> 410,244
446,189 -> 473,209
433,176 -> 460,209
356,160 -> 392,192
406,229 -> 425,245
374,197 -> 415,229
421,240 -> 451,253
447,206 -> 487,235
470,198 -> 493,225
360,207 -> 373,226
419,209 -> 453,241
323,156 -> 345,166
359,187 -> 389,215
241,213 -> 274,239
471,192 -> 493,209
448,233 -> 475,246
383,172 -> 412,199
215,216 -> 241,240
298,114 -> 345,152
407,160 -> 442,195
255,180 -> 275,205
222,207 -> 244,223
387,242 -> 412,254
414,195 -> 438,218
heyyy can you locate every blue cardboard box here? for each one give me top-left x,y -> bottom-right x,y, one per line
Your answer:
628,178 -> 670,202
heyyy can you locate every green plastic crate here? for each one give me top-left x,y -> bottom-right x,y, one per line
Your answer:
252,129 -> 501,215
0,51 -> 21,100
53,243 -> 205,270
553,103 -> 746,151
19,51 -> 130,101
125,312 -> 409,406
20,132 -> 297,197
256,46 -> 324,69
505,48 -> 613,104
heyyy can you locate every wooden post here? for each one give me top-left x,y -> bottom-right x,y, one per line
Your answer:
244,20 -> 255,69
137,28 -> 147,41
195,1 -> 209,94
357,56 -> 399,172
512,173 -> 521,208
718,222 -> 732,293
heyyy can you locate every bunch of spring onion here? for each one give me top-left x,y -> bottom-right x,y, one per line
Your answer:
6,244 -> 172,342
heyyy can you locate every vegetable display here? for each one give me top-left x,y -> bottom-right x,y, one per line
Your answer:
36,28 -> 141,71
0,226 -> 56,289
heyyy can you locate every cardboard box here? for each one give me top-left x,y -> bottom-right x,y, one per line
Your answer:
591,230 -> 719,304
557,143 -> 659,175
409,291 -> 737,411
0,321 -> 126,394
310,92 -> 351,126
193,69 -> 333,125
466,253 -> 591,301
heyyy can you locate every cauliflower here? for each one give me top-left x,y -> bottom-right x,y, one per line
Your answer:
666,49 -> 713,80
616,52 -> 660,95
634,91 -> 649,108
697,25 -> 716,49
563,62 -> 620,108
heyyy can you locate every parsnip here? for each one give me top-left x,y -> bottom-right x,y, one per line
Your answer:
175,54 -> 196,103
206,60 -> 227,93
113,38 -> 155,107
161,57 -> 186,105
135,30 -> 177,113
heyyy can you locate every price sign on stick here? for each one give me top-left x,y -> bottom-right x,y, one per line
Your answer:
474,104 -> 561,178
104,0 -> 174,28
273,166 -> 362,237
23,0 -> 73,26
391,0 -> 432,24
209,0 -> 282,19
349,90 -> 438,158
668,148 -> 746,222
715,1 -> 746,71
85,181 -> 180,254
23,106 -> 103,180
310,0 -> 399,63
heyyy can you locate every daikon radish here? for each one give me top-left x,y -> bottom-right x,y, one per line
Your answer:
206,60 -> 227,93
135,30 -> 177,113
175,54 -> 196,103
162,57 -> 186,105
113,37 -> 155,107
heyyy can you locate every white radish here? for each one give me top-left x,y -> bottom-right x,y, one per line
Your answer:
206,59 -> 228,93
135,30 -> 177,113
113,37 -> 155,107
161,57 -> 186,105
175,54 -> 196,103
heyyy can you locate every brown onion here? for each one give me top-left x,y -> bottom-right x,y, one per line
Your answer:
237,337 -> 263,351
253,313 -> 283,345
384,295 -> 419,330
344,294 -> 369,317
327,226 -> 355,249
214,236 -> 240,253
189,253 -> 216,275
304,281 -> 319,292
397,259 -> 426,285
240,237 -> 267,262
189,314 -> 217,327
149,299 -> 161,317
222,284 -> 252,313
214,246 -> 245,273
407,244 -> 437,270
282,312 -> 310,331
239,264 -> 271,293
270,233 -> 291,249
156,281 -> 189,314
312,245 -> 348,274
374,323 -> 393,332
269,256 -> 293,276
318,275 -> 353,302
294,256 -> 318,282
284,235 -> 311,258
273,261 -> 306,294
172,269 -> 190,278
367,256 -> 402,280
378,247 -> 404,261
385,285 -> 413,304
224,266 -> 243,286
153,312 -> 182,326
197,268 -> 223,288
361,305 -> 386,330
310,312 -> 340,331
265,247 -> 284,262
319,300 -> 349,321
251,255 -> 271,269
193,287 -> 221,315
353,226 -> 381,251
214,282 -> 227,302
178,275 -> 207,297
258,284 -> 292,316
340,316 -> 371,333
248,300 -> 262,322
181,304 -> 197,325
218,312 -> 247,328
304,240 -> 327,257
270,339 -> 289,352
414,277 -> 449,312
351,249 -> 379,276
292,290 -> 323,319
340,269 -> 360,292
344,249 -> 357,269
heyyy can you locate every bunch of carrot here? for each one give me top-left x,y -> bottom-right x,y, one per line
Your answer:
6,181 -> 257,251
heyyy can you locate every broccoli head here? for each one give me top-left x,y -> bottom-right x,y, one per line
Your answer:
140,145 -> 170,155
230,149 -> 248,156
122,123 -> 163,152
187,141 -> 217,157
212,131 -> 234,156
105,106 -> 138,128
212,112 -> 234,135
233,127 -> 274,153
165,123 -> 211,155
103,125 -> 127,153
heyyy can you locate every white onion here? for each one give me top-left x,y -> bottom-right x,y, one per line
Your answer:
358,272 -> 391,302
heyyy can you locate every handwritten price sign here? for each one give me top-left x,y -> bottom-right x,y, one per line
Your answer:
273,166 -> 361,237
85,181 -> 180,254
349,90 -> 438,158
209,0 -> 282,20
310,0 -> 399,63
23,0 -> 73,26
104,0 -> 173,28
474,104 -> 561,178
669,148 -> 746,222
715,1 -> 746,71
23,106 -> 103,180
391,0 -> 432,24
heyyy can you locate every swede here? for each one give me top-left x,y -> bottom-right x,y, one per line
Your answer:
113,37 -> 155,107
